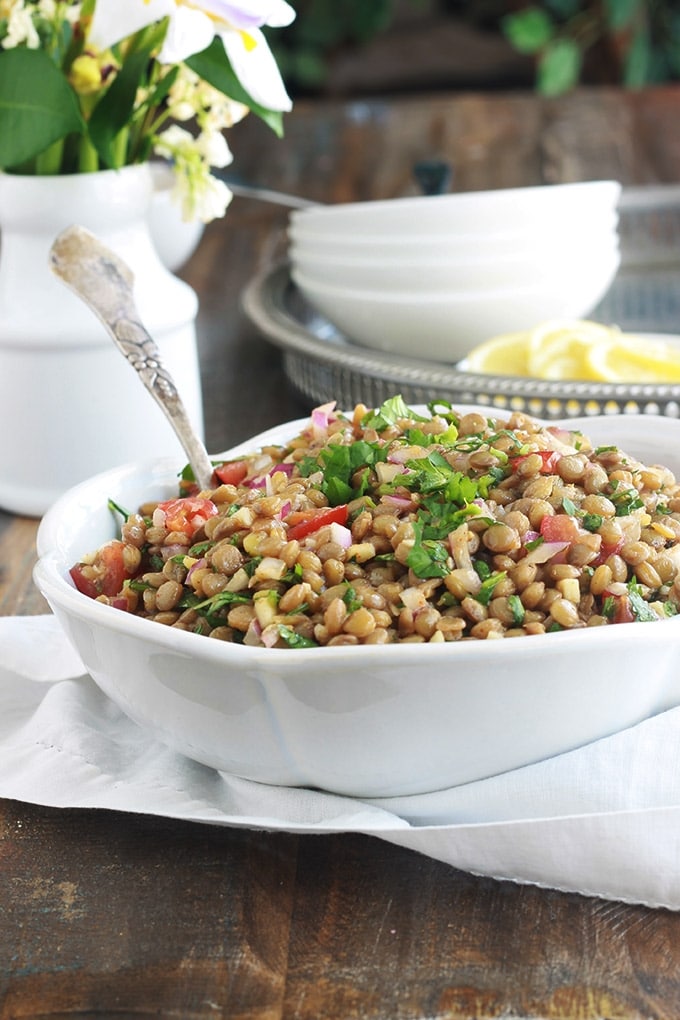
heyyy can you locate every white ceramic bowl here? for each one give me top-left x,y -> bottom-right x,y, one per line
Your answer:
290,180 -> 622,238
288,216 -> 620,264
290,236 -> 621,294
291,246 -> 621,361
33,410 -> 680,799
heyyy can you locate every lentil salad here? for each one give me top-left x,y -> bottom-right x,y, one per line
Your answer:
70,396 -> 680,647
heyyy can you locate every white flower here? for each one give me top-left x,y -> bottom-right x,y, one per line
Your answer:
3,4 -> 40,49
154,124 -> 233,223
191,173 -> 233,223
88,0 -> 295,111
195,128 -> 232,168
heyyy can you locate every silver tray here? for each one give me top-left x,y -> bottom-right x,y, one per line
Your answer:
243,262 -> 680,419
242,185 -> 680,419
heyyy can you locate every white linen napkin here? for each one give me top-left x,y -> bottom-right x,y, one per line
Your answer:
3,613 -> 680,910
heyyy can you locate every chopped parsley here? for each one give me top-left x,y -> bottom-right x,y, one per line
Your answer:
611,486 -> 644,517
300,439 -> 386,505
182,589 -> 252,628
108,497 -> 132,520
561,497 -> 603,533
406,520 -> 450,579
277,625 -> 318,648
476,571 -> 507,606
361,395 -> 429,432
626,578 -> 659,622
507,594 -> 526,626
342,584 -> 362,612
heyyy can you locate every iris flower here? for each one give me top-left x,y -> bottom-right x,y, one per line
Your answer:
88,0 -> 295,111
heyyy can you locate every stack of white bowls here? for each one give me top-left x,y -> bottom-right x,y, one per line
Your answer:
288,180 -> 622,364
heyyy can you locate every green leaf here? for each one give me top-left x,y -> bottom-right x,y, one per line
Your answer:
545,0 -> 581,18
187,37 -> 283,137
537,38 -> 582,96
604,0 -> 640,31
502,8 -> 555,54
0,49 -> 84,169
623,29 -> 652,87
88,49 -> 151,168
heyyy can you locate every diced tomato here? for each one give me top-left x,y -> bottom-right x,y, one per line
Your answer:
593,538 -> 624,566
286,504 -> 349,541
512,450 -> 562,474
214,460 -> 248,486
70,564 -> 101,599
70,540 -> 129,599
157,496 -> 218,537
604,592 -> 636,624
539,514 -> 581,545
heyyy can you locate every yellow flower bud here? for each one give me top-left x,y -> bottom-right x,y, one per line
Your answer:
69,54 -> 104,95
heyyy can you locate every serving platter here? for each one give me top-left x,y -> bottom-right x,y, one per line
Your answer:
243,185 -> 680,419
242,261 -> 680,420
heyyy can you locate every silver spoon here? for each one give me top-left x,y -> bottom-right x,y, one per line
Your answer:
218,159 -> 453,209
49,224 -> 215,492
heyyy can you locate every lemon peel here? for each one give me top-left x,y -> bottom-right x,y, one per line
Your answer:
463,320 -> 680,383
585,336 -> 680,382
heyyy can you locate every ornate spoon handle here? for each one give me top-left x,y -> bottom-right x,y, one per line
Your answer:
49,225 -> 214,492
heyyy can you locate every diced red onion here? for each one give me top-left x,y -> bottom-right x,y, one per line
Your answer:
276,500 -> 292,521
243,618 -> 263,646
110,597 -> 129,612
329,521 -> 353,549
544,426 -> 578,454
524,540 -> 570,564
387,448 -> 415,464
160,544 -> 187,561
152,507 -> 166,528
311,400 -> 337,435
247,462 -> 295,491
186,557 -> 207,581
383,494 -> 416,511
260,625 -> 280,648
604,582 -> 628,597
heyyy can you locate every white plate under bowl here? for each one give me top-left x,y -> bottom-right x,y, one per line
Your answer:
34,410 -> 680,798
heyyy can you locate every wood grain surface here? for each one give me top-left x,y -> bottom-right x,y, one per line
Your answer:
3,86 -> 680,1019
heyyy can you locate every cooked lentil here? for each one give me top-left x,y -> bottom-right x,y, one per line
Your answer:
70,396 -> 680,646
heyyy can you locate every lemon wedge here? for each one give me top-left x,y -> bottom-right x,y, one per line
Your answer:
463,320 -> 680,383
526,320 -> 615,381
585,335 -> 680,382
463,330 -> 531,376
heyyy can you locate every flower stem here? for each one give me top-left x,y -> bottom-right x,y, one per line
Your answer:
78,135 -> 100,173
111,127 -> 130,169
34,139 -> 65,176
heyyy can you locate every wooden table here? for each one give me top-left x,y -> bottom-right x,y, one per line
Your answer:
3,85 -> 680,1018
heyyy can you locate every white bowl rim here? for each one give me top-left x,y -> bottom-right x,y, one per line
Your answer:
288,217 -> 621,247
290,255 -> 621,303
289,238 -> 621,271
35,407 -> 680,667
289,179 -> 622,224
